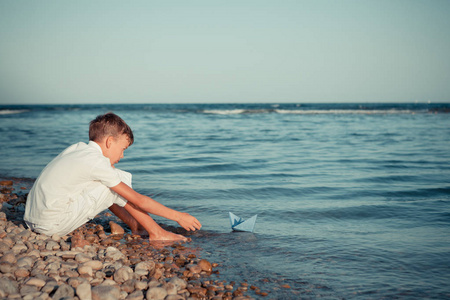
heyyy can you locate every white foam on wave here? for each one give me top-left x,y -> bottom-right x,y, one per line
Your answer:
203,109 -> 247,115
275,109 -> 415,115
202,108 -> 418,115
0,109 -> 29,115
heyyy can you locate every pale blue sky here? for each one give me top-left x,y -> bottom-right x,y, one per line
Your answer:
1,0 -> 449,104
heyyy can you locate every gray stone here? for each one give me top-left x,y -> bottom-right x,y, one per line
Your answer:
23,292 -> 44,300
135,260 -> 155,271
17,256 -> 34,268
46,240 -> 60,251
169,277 -> 187,291
75,253 -> 91,263
105,247 -> 125,261
1,237 -> 14,247
12,242 -> 28,253
165,282 -> 177,295
82,260 -> 103,270
148,280 -> 160,288
51,283 -> 74,300
41,281 -> 58,294
78,265 -> 93,277
121,279 -> 136,293
51,233 -> 61,242
92,285 -> 120,300
61,261 -> 78,270
0,262 -> 15,273
0,277 -> 19,295
68,277 -> 88,289
76,282 -> 92,300
35,292 -> 52,300
146,287 -> 167,300
134,261 -> 155,276
0,241 -> 11,252
25,277 -> 47,288
17,229 -> 32,240
165,295 -> 185,300
126,290 -> 144,300
60,240 -> 71,251
114,266 -> 133,283
28,249 -> 41,259
134,280 -> 148,291
20,285 -> 39,296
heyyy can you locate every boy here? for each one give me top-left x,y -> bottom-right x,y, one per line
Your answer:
24,113 -> 201,241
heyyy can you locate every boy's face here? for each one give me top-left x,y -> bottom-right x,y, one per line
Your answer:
106,134 -> 130,166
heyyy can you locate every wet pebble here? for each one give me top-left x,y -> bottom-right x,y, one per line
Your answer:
198,259 -> 212,272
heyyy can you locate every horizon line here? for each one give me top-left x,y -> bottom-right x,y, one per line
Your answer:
1,100 -> 449,106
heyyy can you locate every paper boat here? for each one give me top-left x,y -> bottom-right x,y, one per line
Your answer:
229,212 -> 257,232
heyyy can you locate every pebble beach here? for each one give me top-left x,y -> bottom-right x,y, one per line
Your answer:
0,179 -> 260,300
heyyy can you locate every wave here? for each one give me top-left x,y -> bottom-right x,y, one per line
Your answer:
202,108 -> 422,115
274,109 -> 417,115
1,103 -> 448,115
0,109 -> 29,115
203,109 -> 275,115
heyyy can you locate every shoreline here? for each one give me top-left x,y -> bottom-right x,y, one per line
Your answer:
0,179 -> 263,299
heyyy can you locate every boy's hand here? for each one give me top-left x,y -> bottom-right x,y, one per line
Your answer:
177,213 -> 202,231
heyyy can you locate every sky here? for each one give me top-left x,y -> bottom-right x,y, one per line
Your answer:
1,0 -> 449,104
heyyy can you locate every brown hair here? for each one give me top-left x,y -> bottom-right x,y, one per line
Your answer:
89,112 -> 134,145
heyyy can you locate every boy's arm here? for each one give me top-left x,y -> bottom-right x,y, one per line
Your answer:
110,182 -> 201,231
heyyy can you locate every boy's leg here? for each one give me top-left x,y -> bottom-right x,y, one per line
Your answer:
108,169 -> 186,241
119,202 -> 186,241
109,204 -> 148,236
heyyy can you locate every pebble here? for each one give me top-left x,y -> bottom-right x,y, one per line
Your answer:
0,180 -> 13,186
75,252 -> 92,263
76,282 -> 92,300
16,256 -> 34,268
127,290 -> 144,300
134,260 -> 155,276
109,221 -> 125,235
25,277 -> 46,288
78,265 -> 94,277
198,259 -> 212,272
52,283 -> 74,299
0,277 -> 19,295
92,285 -> 120,300
146,287 -> 168,300
0,185 -> 258,300
14,268 -> 30,278
82,259 -> 103,270
1,251 -> 17,264
114,266 -> 133,283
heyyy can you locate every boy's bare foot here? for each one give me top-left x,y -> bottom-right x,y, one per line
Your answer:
150,229 -> 187,242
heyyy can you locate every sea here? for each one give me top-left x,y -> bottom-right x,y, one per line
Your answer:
1,103 -> 449,299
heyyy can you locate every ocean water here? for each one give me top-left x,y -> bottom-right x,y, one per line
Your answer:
1,103 -> 450,299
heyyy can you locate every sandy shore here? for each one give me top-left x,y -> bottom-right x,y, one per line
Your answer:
0,179 -> 263,300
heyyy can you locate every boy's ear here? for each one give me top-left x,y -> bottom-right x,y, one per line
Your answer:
105,136 -> 114,149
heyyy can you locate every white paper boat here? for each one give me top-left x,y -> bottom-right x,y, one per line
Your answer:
229,212 -> 257,232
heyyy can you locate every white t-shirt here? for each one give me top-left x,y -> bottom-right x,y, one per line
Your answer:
24,141 -> 123,228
